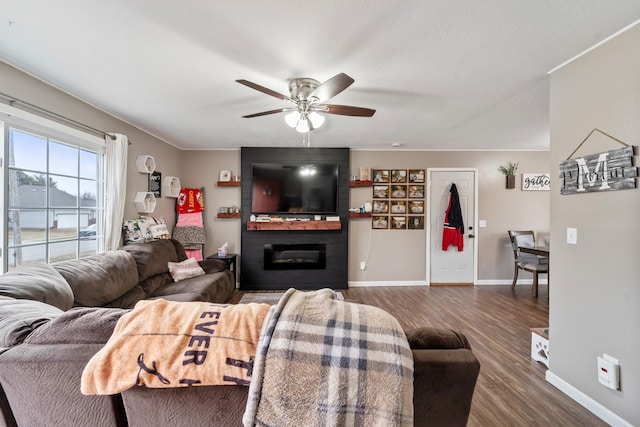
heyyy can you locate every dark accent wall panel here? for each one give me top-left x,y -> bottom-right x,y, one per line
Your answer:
240,147 -> 349,290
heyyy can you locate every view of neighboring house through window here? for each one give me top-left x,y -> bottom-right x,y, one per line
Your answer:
6,127 -> 103,271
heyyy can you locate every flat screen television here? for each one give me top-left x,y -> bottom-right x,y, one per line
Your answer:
251,163 -> 339,214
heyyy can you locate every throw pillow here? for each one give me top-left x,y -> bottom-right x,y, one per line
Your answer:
122,219 -> 144,244
168,257 -> 205,282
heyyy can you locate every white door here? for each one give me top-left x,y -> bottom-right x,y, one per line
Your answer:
429,170 -> 476,284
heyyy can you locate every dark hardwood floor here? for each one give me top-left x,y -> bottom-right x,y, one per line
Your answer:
229,284 -> 607,426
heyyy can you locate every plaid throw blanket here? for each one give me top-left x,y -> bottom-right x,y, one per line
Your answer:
243,288 -> 414,427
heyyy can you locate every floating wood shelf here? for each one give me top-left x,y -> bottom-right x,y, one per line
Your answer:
247,220 -> 341,231
217,213 -> 240,219
349,180 -> 372,188
217,181 -> 241,187
349,212 -> 372,219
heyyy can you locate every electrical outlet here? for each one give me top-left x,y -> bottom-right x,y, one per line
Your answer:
360,261 -> 366,270
597,354 -> 620,390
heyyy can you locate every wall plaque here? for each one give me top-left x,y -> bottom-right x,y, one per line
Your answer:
522,173 -> 550,191
558,146 -> 637,195
149,171 -> 162,197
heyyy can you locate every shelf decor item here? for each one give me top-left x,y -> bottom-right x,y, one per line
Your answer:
219,170 -> 232,182
359,167 -> 371,181
498,161 -> 519,189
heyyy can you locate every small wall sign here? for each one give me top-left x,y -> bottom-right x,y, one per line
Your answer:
522,173 -> 550,191
148,171 -> 162,197
558,146 -> 637,195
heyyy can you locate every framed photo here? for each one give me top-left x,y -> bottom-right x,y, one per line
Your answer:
219,170 -> 231,182
372,216 -> 389,229
373,200 -> 389,214
391,216 -> 407,229
373,185 -> 390,198
390,185 -> 406,198
408,216 -> 424,229
408,185 -> 425,198
409,169 -> 425,183
409,200 -> 424,214
372,169 -> 390,183
359,167 -> 371,181
391,200 -> 406,214
148,171 -> 161,197
391,169 -> 407,183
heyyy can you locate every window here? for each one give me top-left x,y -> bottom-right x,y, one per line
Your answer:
1,120 -> 105,272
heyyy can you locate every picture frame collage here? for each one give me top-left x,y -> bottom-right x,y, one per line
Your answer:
371,169 -> 425,230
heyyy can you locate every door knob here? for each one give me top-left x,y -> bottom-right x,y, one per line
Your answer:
468,234 -> 475,238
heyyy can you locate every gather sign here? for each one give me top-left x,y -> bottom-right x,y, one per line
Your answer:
522,173 -> 550,191
558,146 -> 637,195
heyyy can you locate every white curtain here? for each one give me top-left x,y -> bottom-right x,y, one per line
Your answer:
103,133 -> 128,251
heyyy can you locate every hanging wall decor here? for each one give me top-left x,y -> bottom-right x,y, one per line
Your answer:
558,129 -> 637,195
148,171 -> 162,197
522,173 -> 550,191
370,167 -> 425,230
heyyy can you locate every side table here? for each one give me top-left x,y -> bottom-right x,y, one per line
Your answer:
206,253 -> 237,284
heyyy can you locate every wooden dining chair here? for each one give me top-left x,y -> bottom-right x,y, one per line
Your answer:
507,230 -> 548,297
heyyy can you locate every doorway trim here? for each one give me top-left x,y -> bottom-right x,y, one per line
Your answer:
426,168 -> 479,285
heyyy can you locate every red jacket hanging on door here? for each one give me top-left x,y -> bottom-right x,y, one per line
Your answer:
442,183 -> 464,251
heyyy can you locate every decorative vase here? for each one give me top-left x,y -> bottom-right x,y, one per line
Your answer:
506,175 -> 515,189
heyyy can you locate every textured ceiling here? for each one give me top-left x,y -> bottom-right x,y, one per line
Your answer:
1,1 -> 639,150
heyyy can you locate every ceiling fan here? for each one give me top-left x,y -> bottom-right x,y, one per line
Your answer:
236,73 -> 375,133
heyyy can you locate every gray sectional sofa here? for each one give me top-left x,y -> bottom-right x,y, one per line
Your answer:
0,239 -> 480,427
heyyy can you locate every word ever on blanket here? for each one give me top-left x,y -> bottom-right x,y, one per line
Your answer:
81,299 -> 269,395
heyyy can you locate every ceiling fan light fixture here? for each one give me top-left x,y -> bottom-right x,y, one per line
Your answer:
295,118 -> 310,133
284,111 -> 300,128
308,111 -> 325,129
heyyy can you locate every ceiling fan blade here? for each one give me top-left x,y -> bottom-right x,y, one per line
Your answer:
236,79 -> 291,101
309,73 -> 354,103
242,108 -> 290,118
323,104 -> 376,117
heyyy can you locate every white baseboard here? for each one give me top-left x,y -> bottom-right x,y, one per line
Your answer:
475,279 -> 549,286
348,281 -> 428,288
545,370 -> 632,427
349,280 -> 547,287
475,279 -> 514,285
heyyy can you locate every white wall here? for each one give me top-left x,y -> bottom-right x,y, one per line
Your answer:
548,24 -> 640,425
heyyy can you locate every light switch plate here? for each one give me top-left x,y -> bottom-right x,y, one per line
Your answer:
566,227 -> 577,244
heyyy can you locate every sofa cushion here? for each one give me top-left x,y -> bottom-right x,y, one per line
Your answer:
199,258 -> 227,274
0,298 -> 63,347
103,285 -> 146,309
168,257 -> 205,282
25,306 -> 127,345
0,263 -> 74,311
138,273 -> 172,296
53,250 -> 139,307
150,270 -> 234,304
122,239 -> 181,282
404,327 -> 471,350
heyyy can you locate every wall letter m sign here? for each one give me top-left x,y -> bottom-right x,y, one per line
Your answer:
558,146 -> 637,195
